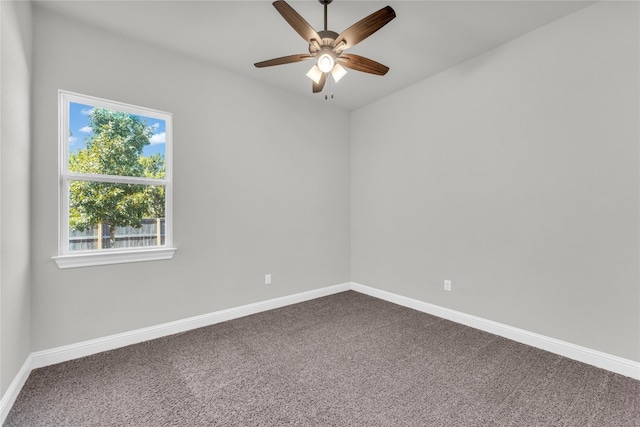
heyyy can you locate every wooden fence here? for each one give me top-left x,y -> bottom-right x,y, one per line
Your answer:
69,218 -> 165,251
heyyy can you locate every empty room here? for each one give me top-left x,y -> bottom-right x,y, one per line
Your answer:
1,0 -> 638,425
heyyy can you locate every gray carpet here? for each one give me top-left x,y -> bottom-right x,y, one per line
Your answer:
5,291 -> 640,426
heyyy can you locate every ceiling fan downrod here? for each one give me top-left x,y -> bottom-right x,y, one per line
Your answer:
319,0 -> 332,31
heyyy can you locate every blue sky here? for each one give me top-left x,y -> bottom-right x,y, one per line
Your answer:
68,102 -> 166,157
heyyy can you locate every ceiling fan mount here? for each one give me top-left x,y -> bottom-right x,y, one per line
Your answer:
254,0 -> 396,94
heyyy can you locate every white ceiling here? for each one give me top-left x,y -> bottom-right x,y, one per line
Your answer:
35,0 -> 595,111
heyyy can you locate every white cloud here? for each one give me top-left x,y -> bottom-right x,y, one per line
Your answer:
79,126 -> 92,133
69,135 -> 77,145
80,108 -> 93,116
149,132 -> 166,145
149,123 -> 160,131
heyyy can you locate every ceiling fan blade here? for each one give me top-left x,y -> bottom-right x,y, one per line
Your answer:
312,73 -> 327,93
273,0 -> 322,44
338,54 -> 389,76
254,54 -> 313,68
334,6 -> 396,51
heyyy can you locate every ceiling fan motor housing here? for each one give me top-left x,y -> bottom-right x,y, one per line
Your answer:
311,30 -> 340,53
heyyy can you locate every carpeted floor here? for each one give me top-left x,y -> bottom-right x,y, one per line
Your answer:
5,291 -> 640,426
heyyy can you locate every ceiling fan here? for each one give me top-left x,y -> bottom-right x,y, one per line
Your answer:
254,0 -> 396,94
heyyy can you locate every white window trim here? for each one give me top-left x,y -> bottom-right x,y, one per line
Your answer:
54,90 -> 176,269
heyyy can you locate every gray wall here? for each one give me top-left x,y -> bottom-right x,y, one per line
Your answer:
351,1 -> 639,361
30,6 -> 351,351
1,0 -> 32,397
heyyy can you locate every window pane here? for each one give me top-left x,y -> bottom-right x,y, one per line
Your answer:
68,102 -> 166,179
68,180 -> 166,251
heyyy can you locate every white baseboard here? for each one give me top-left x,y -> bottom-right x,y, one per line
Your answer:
0,354 -> 33,423
350,282 -> 640,380
2,281 -> 638,424
30,282 -> 351,370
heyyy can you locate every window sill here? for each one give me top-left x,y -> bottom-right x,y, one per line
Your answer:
53,247 -> 177,269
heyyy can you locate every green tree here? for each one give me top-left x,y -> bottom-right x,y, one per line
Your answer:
69,108 -> 163,248
139,153 -> 166,218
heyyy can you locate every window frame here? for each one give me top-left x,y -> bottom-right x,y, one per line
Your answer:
53,90 -> 176,269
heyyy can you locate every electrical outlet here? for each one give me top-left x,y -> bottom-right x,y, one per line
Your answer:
444,280 -> 452,291
265,274 -> 272,285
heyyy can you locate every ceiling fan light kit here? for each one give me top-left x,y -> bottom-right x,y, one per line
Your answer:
254,0 -> 396,94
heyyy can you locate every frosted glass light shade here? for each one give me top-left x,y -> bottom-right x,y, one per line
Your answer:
306,65 -> 323,84
331,63 -> 347,83
317,53 -> 335,73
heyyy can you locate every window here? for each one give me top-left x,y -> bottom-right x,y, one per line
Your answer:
54,91 -> 175,268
